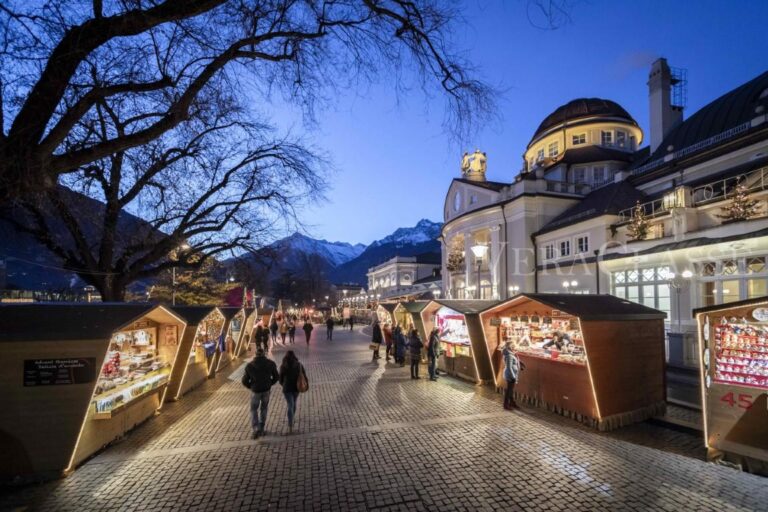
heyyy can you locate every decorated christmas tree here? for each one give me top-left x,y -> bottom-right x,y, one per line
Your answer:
717,180 -> 760,222
627,201 -> 649,241
446,249 -> 465,272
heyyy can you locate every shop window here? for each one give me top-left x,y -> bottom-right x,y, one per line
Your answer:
601,130 -> 613,145
559,240 -> 570,257
548,141 -> 559,158
537,148 -> 545,162
701,262 -> 716,276
747,257 -> 766,274
576,236 -> 589,253
748,278 -> 767,298
703,282 -> 716,307
593,166 -> 606,186
626,270 -> 639,283
611,267 -> 672,317
543,244 -> 555,260
572,133 -> 586,145
721,280 -> 740,303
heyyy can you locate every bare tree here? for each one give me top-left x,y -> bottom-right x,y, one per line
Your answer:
0,0 -> 494,201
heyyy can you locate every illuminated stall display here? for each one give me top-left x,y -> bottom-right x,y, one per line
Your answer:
394,301 -> 429,341
0,304 -> 185,483
166,306 -> 223,400
376,303 -> 397,326
212,307 -> 243,374
421,300 -> 498,383
693,298 -> 768,476
480,294 -> 666,431
235,308 -> 257,357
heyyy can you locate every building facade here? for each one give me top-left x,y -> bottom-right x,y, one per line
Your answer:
367,253 -> 442,300
441,58 -> 768,367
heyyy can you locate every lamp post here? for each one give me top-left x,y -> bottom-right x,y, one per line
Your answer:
669,269 -> 693,332
508,284 -> 520,297
561,280 -> 578,294
470,243 -> 489,299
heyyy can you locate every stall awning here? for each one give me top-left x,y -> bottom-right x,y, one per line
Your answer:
693,296 -> 768,316
219,307 -> 242,320
482,294 -> 666,321
434,299 -> 500,315
171,305 -> 218,326
0,303 -> 156,342
379,303 -> 398,314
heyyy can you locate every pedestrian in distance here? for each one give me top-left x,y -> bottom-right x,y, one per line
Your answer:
270,318 -> 279,345
303,319 -> 313,345
383,322 -> 393,362
427,326 -> 441,381
325,316 -> 334,340
371,319 -> 383,361
241,347 -> 279,439
408,328 -> 423,379
254,323 -> 265,351
349,316 -> 355,331
279,319 -> 289,345
260,323 -> 271,352
503,341 -> 524,410
278,350 -> 308,434
288,320 -> 296,344
394,324 -> 406,366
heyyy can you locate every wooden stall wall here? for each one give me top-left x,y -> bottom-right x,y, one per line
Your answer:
237,310 -> 256,357
465,315 -> 494,384
210,315 -> 233,377
480,314 -> 502,388
581,319 -> 666,430
0,339 -> 108,482
165,323 -> 197,401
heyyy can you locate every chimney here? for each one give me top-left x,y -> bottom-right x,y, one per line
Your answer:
648,58 -> 684,153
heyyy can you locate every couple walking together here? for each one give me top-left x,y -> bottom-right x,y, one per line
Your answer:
242,348 -> 308,438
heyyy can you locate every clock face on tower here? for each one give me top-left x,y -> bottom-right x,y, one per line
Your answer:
453,191 -> 461,212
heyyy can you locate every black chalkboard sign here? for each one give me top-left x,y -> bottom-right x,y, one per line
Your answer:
24,358 -> 97,386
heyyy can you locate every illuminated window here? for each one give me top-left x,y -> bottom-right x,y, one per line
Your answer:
536,148 -> 545,162
748,278 -> 767,298
701,262 -> 716,276
748,257 -> 765,274
559,240 -> 570,257
548,141 -> 559,158
572,133 -> 586,145
612,267 -> 671,318
601,130 -> 613,145
722,260 -> 737,275
721,280 -> 740,303
616,131 -> 627,147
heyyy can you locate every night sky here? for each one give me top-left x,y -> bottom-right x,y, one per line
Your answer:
269,0 -> 768,246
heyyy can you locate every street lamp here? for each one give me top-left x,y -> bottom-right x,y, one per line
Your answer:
508,284 -> 520,296
470,243 -> 488,299
562,280 -> 570,292
669,270 -> 693,333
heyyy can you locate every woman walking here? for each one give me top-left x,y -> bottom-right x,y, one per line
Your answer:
288,320 -> 296,344
371,320 -> 383,361
279,319 -> 289,345
278,351 -> 307,433
270,318 -> 279,345
394,324 -> 406,366
303,319 -> 313,346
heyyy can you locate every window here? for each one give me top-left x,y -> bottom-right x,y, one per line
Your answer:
543,244 -> 555,260
573,167 -> 586,184
572,133 -> 586,145
536,148 -> 545,162
601,130 -> 613,145
616,131 -> 627,147
593,166 -> 607,186
548,141 -> 559,158
469,194 -> 477,205
722,280 -> 740,304
576,236 -> 589,253
559,240 -> 570,257
612,266 -> 672,318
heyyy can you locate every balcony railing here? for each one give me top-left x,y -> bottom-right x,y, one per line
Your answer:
692,165 -> 768,206
618,195 -> 681,223
544,180 -> 591,195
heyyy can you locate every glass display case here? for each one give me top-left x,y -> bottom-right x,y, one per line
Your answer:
436,308 -> 472,357
713,316 -> 768,390
191,310 -> 225,366
497,314 -> 586,365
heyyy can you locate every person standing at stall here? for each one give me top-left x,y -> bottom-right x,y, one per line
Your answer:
383,322 -> 394,362
408,328 -> 423,379
394,324 -> 407,366
303,319 -> 313,346
371,319 -> 383,361
325,316 -> 334,340
427,326 -> 440,381
279,319 -> 289,345
269,318 -> 279,346
288,320 -> 296,344
278,350 -> 308,434
503,341 -> 522,410
242,347 -> 279,439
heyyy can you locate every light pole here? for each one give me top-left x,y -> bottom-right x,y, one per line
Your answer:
561,279 -> 578,294
669,269 -> 693,332
470,243 -> 489,299
508,284 -> 520,297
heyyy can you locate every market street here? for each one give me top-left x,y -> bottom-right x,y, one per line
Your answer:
2,326 -> 766,512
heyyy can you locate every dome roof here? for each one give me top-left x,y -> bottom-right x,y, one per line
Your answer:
529,98 -> 637,146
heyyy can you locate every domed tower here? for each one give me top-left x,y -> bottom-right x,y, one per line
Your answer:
523,98 -> 642,177
460,149 -> 488,182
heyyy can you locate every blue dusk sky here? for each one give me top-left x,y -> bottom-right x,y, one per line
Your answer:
272,0 -> 768,246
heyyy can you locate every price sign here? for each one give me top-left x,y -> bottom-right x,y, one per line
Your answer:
24,358 -> 97,386
720,391 -> 754,410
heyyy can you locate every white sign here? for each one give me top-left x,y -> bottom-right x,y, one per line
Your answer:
751,308 -> 768,322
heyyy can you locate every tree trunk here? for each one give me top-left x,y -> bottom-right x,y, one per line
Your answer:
90,275 -> 127,302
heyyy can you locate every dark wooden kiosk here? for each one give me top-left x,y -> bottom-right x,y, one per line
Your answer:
421,300 -> 498,384
166,306 -> 224,401
693,298 -> 768,476
0,303 -> 186,483
479,294 -> 666,431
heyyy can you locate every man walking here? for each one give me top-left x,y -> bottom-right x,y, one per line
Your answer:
427,326 -> 440,381
242,348 -> 279,438
408,328 -> 423,379
325,316 -> 334,340
349,316 -> 355,331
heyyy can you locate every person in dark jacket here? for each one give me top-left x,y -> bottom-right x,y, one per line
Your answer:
325,316 -> 334,340
408,328 -> 423,379
279,350 -> 307,433
348,316 -> 355,331
243,348 -> 279,438
371,320 -> 383,361
394,325 -> 407,366
427,326 -> 441,381
254,323 -> 265,351
303,320 -> 313,345
503,341 -> 523,410
269,318 -> 279,345
288,320 -> 296,344
260,323 -> 271,352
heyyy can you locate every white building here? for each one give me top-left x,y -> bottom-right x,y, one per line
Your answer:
441,58 -> 768,366
367,253 -> 442,300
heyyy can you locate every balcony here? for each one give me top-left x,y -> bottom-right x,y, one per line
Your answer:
691,165 -> 768,207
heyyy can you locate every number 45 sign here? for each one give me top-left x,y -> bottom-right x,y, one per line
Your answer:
720,391 -> 754,410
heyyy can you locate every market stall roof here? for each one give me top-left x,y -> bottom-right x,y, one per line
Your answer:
692,296 -> 768,316
433,299 -> 500,315
219,306 -> 242,320
398,301 -> 430,313
0,303 -> 155,342
482,294 -> 666,321
378,303 -> 398,313
171,305 -> 218,326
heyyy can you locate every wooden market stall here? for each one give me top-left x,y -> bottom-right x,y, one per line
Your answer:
213,307 -> 244,373
421,300 -> 498,383
394,301 -> 429,340
376,303 -> 397,326
166,306 -> 224,401
693,298 -> 768,476
0,303 -> 186,482
235,307 -> 256,357
479,294 -> 666,431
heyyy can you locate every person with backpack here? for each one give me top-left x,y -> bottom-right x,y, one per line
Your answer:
408,327 -> 423,379
288,320 -> 296,344
242,347 -> 279,438
325,316 -> 334,340
427,326 -> 441,381
278,350 -> 308,433
269,318 -> 279,345
303,320 -> 313,345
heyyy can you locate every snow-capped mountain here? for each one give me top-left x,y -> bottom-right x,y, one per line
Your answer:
276,233 -> 366,267
368,219 -> 442,248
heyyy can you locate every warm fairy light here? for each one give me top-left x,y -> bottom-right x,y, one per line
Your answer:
577,317 -> 602,420
695,313 -> 710,448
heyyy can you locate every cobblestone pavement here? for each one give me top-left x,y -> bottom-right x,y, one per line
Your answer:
2,326 -> 767,511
